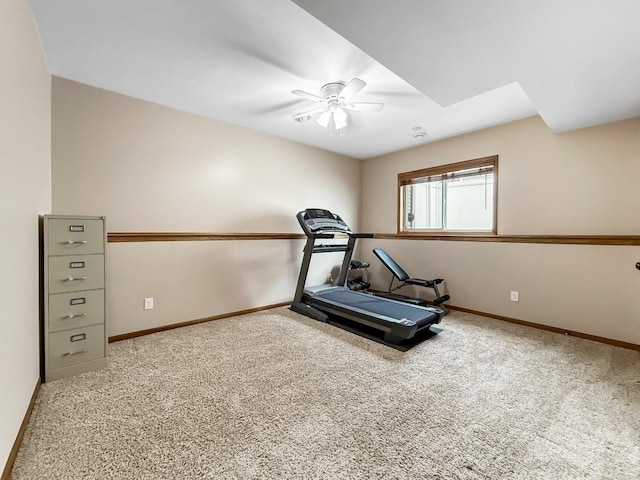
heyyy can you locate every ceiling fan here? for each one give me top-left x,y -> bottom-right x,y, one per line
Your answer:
291,78 -> 384,133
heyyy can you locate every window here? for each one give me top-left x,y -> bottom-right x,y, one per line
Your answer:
398,155 -> 497,234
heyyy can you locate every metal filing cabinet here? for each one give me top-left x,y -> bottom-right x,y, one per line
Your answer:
42,215 -> 107,381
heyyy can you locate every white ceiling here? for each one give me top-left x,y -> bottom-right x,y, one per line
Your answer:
29,0 -> 640,159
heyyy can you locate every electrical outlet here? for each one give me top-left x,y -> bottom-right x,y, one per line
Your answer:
510,291 -> 519,302
144,297 -> 154,310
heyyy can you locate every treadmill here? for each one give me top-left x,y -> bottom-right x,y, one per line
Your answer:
290,208 -> 444,346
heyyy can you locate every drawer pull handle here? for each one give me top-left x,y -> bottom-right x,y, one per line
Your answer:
64,313 -> 87,319
65,240 -> 87,245
66,276 -> 87,282
63,349 -> 88,357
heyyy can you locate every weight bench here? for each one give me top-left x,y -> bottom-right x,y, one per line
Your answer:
372,248 -> 450,307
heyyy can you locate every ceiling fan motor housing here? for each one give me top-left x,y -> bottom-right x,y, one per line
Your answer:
321,82 -> 346,102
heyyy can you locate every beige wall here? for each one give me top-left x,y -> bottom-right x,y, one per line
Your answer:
50,81 -> 640,344
0,0 -> 51,471
51,78 -> 362,336
360,116 -> 640,344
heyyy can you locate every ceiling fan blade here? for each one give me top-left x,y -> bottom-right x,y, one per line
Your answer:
292,105 -> 329,119
342,102 -> 384,112
339,78 -> 366,100
291,89 -> 323,102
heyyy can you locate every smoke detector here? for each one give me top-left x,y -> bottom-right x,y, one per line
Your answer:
412,126 -> 427,139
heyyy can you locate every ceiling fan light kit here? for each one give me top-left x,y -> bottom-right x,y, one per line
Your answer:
291,78 -> 384,134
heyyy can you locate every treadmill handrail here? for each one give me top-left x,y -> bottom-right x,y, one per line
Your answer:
351,233 -> 374,239
312,245 -> 350,253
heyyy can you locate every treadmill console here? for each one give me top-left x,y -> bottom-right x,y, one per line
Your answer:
297,208 -> 352,235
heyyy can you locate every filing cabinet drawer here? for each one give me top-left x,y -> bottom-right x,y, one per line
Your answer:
47,218 -> 104,256
49,290 -> 105,333
48,255 -> 105,294
49,324 -> 105,370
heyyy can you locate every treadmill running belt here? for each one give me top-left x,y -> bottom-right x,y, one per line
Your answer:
316,289 -> 434,324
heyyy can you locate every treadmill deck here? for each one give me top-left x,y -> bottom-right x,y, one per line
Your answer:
304,286 -> 441,328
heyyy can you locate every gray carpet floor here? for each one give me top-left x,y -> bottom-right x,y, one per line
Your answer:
10,307 -> 640,479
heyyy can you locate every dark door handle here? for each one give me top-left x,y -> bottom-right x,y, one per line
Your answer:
636,262 -> 640,271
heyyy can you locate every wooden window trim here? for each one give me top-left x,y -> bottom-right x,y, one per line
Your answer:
398,155 -> 498,235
